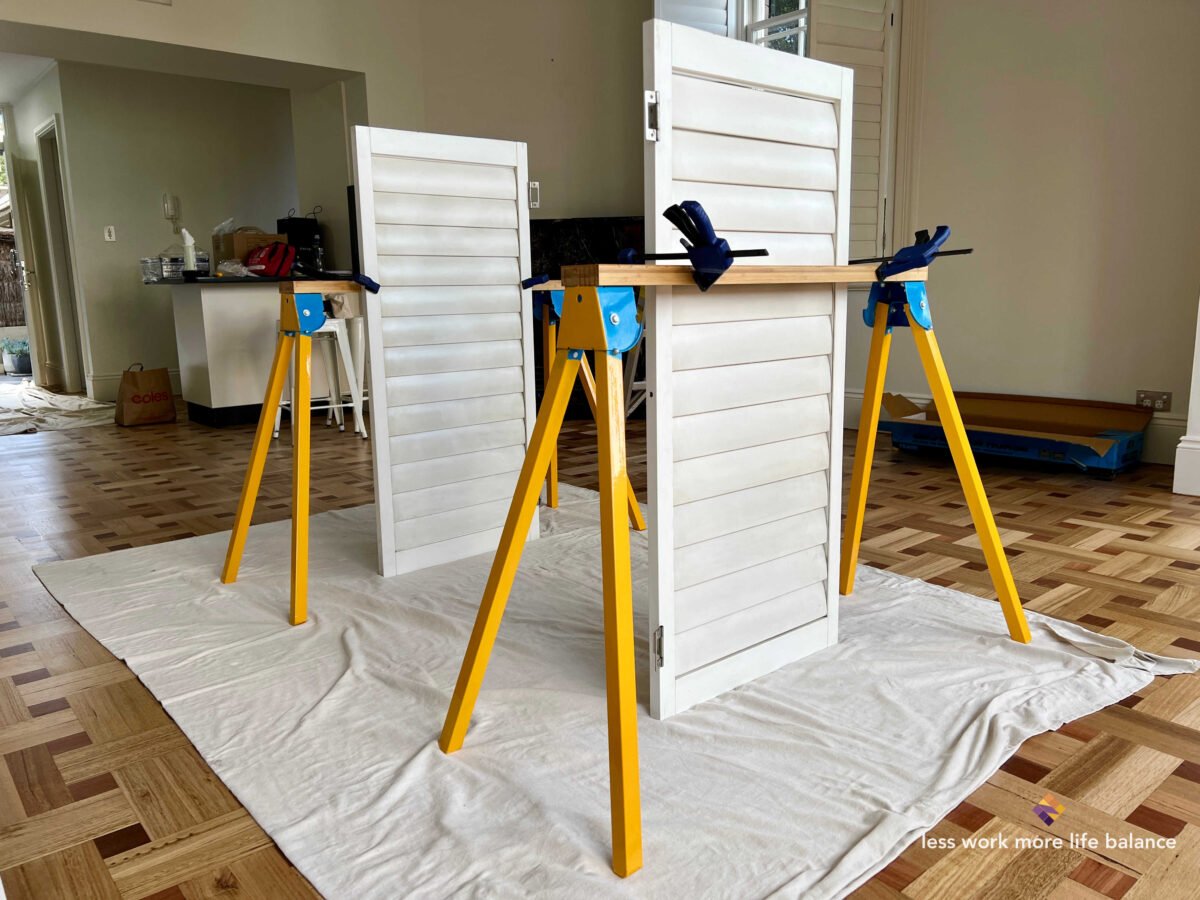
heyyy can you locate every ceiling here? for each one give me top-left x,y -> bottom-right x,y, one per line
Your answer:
0,52 -> 54,104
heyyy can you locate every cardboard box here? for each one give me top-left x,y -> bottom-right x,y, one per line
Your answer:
878,392 -> 1153,476
212,232 -> 286,263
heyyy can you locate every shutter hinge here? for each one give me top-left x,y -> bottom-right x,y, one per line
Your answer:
644,90 -> 660,142
528,181 -> 540,209
653,625 -> 664,669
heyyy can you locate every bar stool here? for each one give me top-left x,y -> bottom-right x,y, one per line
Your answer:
274,316 -> 368,440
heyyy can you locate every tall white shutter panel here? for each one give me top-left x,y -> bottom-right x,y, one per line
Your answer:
644,20 -> 851,719
654,0 -> 732,36
353,127 -> 538,577
809,0 -> 894,259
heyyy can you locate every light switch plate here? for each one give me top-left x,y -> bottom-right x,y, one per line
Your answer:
103,225 -> 117,242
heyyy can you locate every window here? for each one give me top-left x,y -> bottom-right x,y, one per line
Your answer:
744,0 -> 808,56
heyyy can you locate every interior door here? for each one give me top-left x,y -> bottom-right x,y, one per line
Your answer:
644,19 -> 853,718
0,105 -> 43,383
36,120 -> 86,394
352,127 -> 538,578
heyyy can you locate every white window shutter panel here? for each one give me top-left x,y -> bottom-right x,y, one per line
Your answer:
654,0 -> 732,37
809,0 -> 894,258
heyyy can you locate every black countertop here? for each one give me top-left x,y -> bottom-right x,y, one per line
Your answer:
153,274 -> 354,286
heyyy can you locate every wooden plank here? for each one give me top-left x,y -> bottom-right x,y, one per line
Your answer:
0,842 -> 123,900
106,809 -> 272,900
0,791 -> 138,870
561,263 -> 927,287
55,726 -> 192,784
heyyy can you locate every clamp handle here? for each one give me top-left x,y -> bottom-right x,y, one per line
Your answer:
876,225 -> 951,281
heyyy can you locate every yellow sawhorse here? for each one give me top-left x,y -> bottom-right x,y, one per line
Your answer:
221,281 -> 358,626
840,289 -> 1033,643
440,284 -> 644,877
537,289 -> 645,531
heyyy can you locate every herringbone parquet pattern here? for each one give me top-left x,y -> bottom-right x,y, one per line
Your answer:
0,410 -> 1197,898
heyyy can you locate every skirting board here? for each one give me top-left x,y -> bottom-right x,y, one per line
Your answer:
88,369 -> 182,403
843,389 -> 1183,467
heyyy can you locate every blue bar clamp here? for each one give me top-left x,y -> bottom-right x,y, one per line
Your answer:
862,225 -> 953,333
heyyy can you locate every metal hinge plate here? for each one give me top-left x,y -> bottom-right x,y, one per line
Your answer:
644,91 -> 660,142
653,625 -> 664,669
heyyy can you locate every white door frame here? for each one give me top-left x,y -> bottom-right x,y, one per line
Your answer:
0,104 -> 44,383
34,114 -> 88,393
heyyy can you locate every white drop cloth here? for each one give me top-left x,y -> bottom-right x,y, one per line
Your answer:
34,485 -> 1197,899
0,379 -> 113,433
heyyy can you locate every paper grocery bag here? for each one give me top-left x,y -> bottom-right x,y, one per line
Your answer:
115,364 -> 176,426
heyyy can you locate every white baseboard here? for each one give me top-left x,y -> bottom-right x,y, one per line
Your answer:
843,389 -> 1182,467
87,369 -> 182,403
1174,435 -> 1200,494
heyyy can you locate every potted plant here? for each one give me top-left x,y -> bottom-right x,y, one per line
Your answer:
1,338 -> 32,376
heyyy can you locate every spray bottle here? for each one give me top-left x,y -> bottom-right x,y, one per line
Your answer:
181,228 -> 197,272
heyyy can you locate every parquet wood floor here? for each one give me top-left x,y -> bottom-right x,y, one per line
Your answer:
0,409 -> 1197,898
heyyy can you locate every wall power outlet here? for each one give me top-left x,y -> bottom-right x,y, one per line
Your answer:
1136,390 -> 1171,412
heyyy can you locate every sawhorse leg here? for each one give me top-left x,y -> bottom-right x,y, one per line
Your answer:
440,346 -> 643,877
840,312 -> 892,594
290,334 -> 312,626
579,354 -> 647,532
594,350 -> 643,877
908,316 -> 1031,643
440,348 -> 581,756
222,332 -> 295,585
542,315 -> 559,508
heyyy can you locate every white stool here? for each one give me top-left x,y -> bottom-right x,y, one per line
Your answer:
274,316 -> 368,440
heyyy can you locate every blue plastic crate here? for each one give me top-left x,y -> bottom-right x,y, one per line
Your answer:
879,420 -> 1145,476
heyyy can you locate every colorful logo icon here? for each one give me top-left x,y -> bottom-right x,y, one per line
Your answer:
1032,794 -> 1065,826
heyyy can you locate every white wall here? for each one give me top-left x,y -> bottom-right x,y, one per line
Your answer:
53,62 -> 299,399
846,0 -> 1200,462
418,0 -> 652,219
0,0 -> 426,129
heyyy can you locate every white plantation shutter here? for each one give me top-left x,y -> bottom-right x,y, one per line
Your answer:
352,127 -> 538,577
809,0 -> 896,259
644,20 -> 851,719
654,0 -> 732,36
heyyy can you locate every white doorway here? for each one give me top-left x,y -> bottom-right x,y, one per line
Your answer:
34,116 -> 84,393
